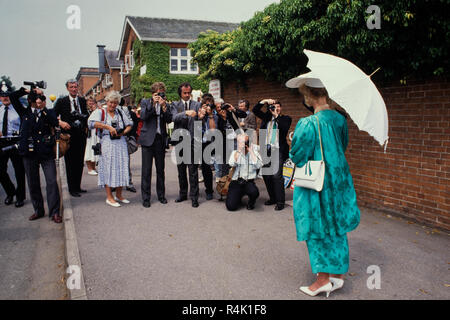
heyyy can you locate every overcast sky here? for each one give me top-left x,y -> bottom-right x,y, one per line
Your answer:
0,0 -> 279,99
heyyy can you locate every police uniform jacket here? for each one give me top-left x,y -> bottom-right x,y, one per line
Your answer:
19,108 -> 59,160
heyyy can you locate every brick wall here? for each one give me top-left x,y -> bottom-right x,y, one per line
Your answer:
222,75 -> 450,230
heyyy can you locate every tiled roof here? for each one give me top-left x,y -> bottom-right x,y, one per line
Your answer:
104,50 -> 122,69
118,16 -> 239,58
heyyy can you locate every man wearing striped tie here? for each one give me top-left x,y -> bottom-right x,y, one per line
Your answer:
253,99 -> 292,211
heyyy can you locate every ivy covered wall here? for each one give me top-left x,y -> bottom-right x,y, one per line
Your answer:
130,40 -> 209,104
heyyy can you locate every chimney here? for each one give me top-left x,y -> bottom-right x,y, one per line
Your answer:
97,45 -> 106,74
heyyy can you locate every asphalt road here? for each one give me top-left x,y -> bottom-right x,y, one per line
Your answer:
70,147 -> 450,300
0,161 -> 67,300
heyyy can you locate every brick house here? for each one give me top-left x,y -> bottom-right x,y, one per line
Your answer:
222,75 -> 450,230
85,46 -> 123,103
76,67 -> 99,96
116,16 -> 238,104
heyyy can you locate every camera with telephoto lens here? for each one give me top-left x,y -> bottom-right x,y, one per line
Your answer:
70,110 -> 89,129
24,81 -> 47,103
109,120 -> 123,140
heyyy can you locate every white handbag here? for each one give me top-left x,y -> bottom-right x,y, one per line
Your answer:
293,116 -> 325,192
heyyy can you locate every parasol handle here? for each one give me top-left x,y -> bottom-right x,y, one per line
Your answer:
369,67 -> 381,77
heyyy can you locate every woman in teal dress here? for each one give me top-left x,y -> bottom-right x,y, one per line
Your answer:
288,77 -> 360,297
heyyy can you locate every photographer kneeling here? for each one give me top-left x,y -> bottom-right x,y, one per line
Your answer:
89,91 -> 133,207
226,134 -> 263,211
19,91 -> 62,223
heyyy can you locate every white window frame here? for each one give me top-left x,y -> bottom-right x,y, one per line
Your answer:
169,48 -> 198,75
105,74 -> 113,86
125,50 -> 135,72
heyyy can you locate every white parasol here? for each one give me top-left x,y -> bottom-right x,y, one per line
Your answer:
286,49 -> 389,149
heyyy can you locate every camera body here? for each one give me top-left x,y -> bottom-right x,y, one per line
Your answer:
110,120 -> 123,140
221,103 -> 232,111
92,142 -> 101,155
157,92 -> 166,100
268,105 -> 276,111
70,110 -> 89,129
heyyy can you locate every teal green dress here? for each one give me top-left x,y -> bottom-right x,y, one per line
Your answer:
289,110 -> 360,274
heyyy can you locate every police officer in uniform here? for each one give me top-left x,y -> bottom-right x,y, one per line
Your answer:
0,82 -> 27,207
19,91 -> 62,223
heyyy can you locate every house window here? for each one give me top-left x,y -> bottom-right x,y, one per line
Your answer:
169,48 -> 198,74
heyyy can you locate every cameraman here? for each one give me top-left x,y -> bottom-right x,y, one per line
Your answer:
0,82 -> 27,207
19,92 -> 62,223
216,101 -> 247,179
253,99 -> 292,211
198,93 -> 218,200
139,82 -> 172,207
54,79 -> 89,197
226,133 -> 262,211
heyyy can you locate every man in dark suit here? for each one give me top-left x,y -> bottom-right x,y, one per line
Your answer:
170,82 -> 201,208
19,93 -> 62,223
253,99 -> 292,211
53,79 -> 89,197
0,83 -> 27,207
139,82 -> 172,208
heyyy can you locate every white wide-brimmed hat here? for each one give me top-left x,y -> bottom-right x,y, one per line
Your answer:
285,71 -> 325,89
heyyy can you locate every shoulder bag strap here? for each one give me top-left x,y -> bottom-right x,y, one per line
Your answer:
314,116 -> 324,161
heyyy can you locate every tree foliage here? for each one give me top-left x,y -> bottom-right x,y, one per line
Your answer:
189,0 -> 449,84
0,75 -> 16,91
130,41 -> 209,104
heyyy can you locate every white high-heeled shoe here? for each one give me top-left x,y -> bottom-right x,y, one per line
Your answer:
106,199 -> 121,207
300,282 -> 333,297
330,277 -> 344,292
114,196 -> 130,204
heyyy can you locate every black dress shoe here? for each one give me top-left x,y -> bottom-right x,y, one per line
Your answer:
264,200 -> 276,206
143,200 -> 151,208
175,197 -> 187,203
29,213 -> 44,221
159,198 -> 168,204
126,186 -> 137,193
4,195 -> 14,205
247,203 -> 255,210
206,193 -> 214,201
70,191 -> 81,197
15,200 -> 25,208
274,204 -> 285,211
192,199 -> 199,208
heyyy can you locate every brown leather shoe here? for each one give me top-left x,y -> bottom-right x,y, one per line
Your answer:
52,214 -> 62,224
29,213 -> 44,221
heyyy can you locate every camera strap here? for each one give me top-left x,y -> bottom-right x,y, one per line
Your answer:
96,108 -> 106,137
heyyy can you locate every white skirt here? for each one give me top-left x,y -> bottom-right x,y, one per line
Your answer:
84,130 -> 99,162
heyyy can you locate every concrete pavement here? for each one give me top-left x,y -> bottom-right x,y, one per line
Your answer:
0,163 -> 67,300
69,147 -> 450,300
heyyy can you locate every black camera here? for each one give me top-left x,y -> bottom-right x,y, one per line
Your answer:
92,142 -> 102,155
222,103 -> 232,110
70,110 -> 89,128
24,81 -> 47,90
157,92 -> 166,100
110,120 -> 123,140
268,105 -> 276,111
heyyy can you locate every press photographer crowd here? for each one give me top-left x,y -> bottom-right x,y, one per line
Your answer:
1,74 -> 360,296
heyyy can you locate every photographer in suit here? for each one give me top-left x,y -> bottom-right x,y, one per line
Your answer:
54,79 -> 89,197
170,82 -> 201,208
253,99 -> 292,211
19,92 -> 61,223
139,82 -> 172,208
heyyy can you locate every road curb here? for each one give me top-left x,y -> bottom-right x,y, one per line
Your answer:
60,160 -> 88,300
